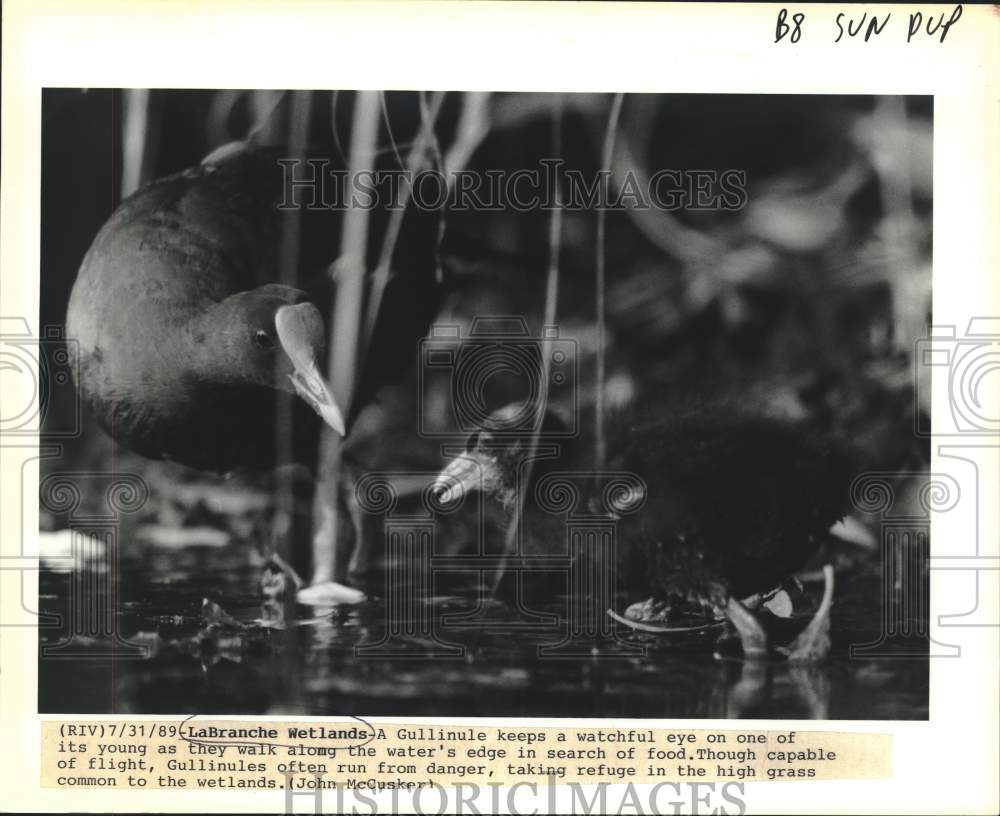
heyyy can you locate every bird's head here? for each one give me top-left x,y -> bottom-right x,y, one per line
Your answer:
196,287 -> 346,435
432,403 -> 568,509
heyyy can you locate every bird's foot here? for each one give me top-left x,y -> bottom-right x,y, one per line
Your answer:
261,551 -> 305,598
720,597 -> 769,659
780,564 -> 834,663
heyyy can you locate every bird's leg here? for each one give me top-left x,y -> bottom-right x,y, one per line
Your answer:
724,597 -> 769,658
785,564 -> 834,663
267,485 -> 314,588
311,502 -> 339,583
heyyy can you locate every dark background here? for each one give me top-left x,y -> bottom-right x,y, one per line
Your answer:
38,91 -> 931,717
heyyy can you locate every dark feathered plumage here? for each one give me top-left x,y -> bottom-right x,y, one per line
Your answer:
604,408 -> 854,606
67,145 -> 442,472
434,400 -> 856,655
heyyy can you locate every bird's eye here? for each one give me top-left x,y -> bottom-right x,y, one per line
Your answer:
465,430 -> 483,451
254,329 -> 275,350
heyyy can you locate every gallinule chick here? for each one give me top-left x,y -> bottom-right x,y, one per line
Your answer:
433,401 -> 856,660
431,404 -> 577,557
66,143 -> 441,472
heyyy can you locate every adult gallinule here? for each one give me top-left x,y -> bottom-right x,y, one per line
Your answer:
66,143 -> 441,472
433,401 -> 856,659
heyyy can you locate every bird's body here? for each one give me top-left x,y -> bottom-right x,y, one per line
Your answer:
434,401 -> 856,657
606,408 -> 854,609
68,150 -> 314,470
67,145 -> 441,473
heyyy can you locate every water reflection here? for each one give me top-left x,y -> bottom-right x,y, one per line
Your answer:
38,542 -> 928,719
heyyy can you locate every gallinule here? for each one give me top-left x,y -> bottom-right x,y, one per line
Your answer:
433,401 -> 856,659
66,143 -> 441,472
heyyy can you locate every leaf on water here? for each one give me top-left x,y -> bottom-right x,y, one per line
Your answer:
201,598 -> 244,628
763,589 -> 794,618
166,482 -> 272,515
130,631 -> 160,658
38,530 -> 108,571
297,581 -> 366,606
137,524 -> 230,549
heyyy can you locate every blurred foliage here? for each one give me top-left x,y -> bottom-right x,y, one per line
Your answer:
37,93 -> 933,714
440,93 -> 930,475
40,90 -> 931,532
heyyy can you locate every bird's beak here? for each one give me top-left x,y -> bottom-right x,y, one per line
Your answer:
433,452 -> 492,507
275,303 -> 346,436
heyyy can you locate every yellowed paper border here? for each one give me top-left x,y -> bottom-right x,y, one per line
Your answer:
2,2 -> 998,814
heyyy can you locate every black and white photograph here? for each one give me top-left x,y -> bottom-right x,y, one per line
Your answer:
3,3 -> 999,815
36,88 -> 933,719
